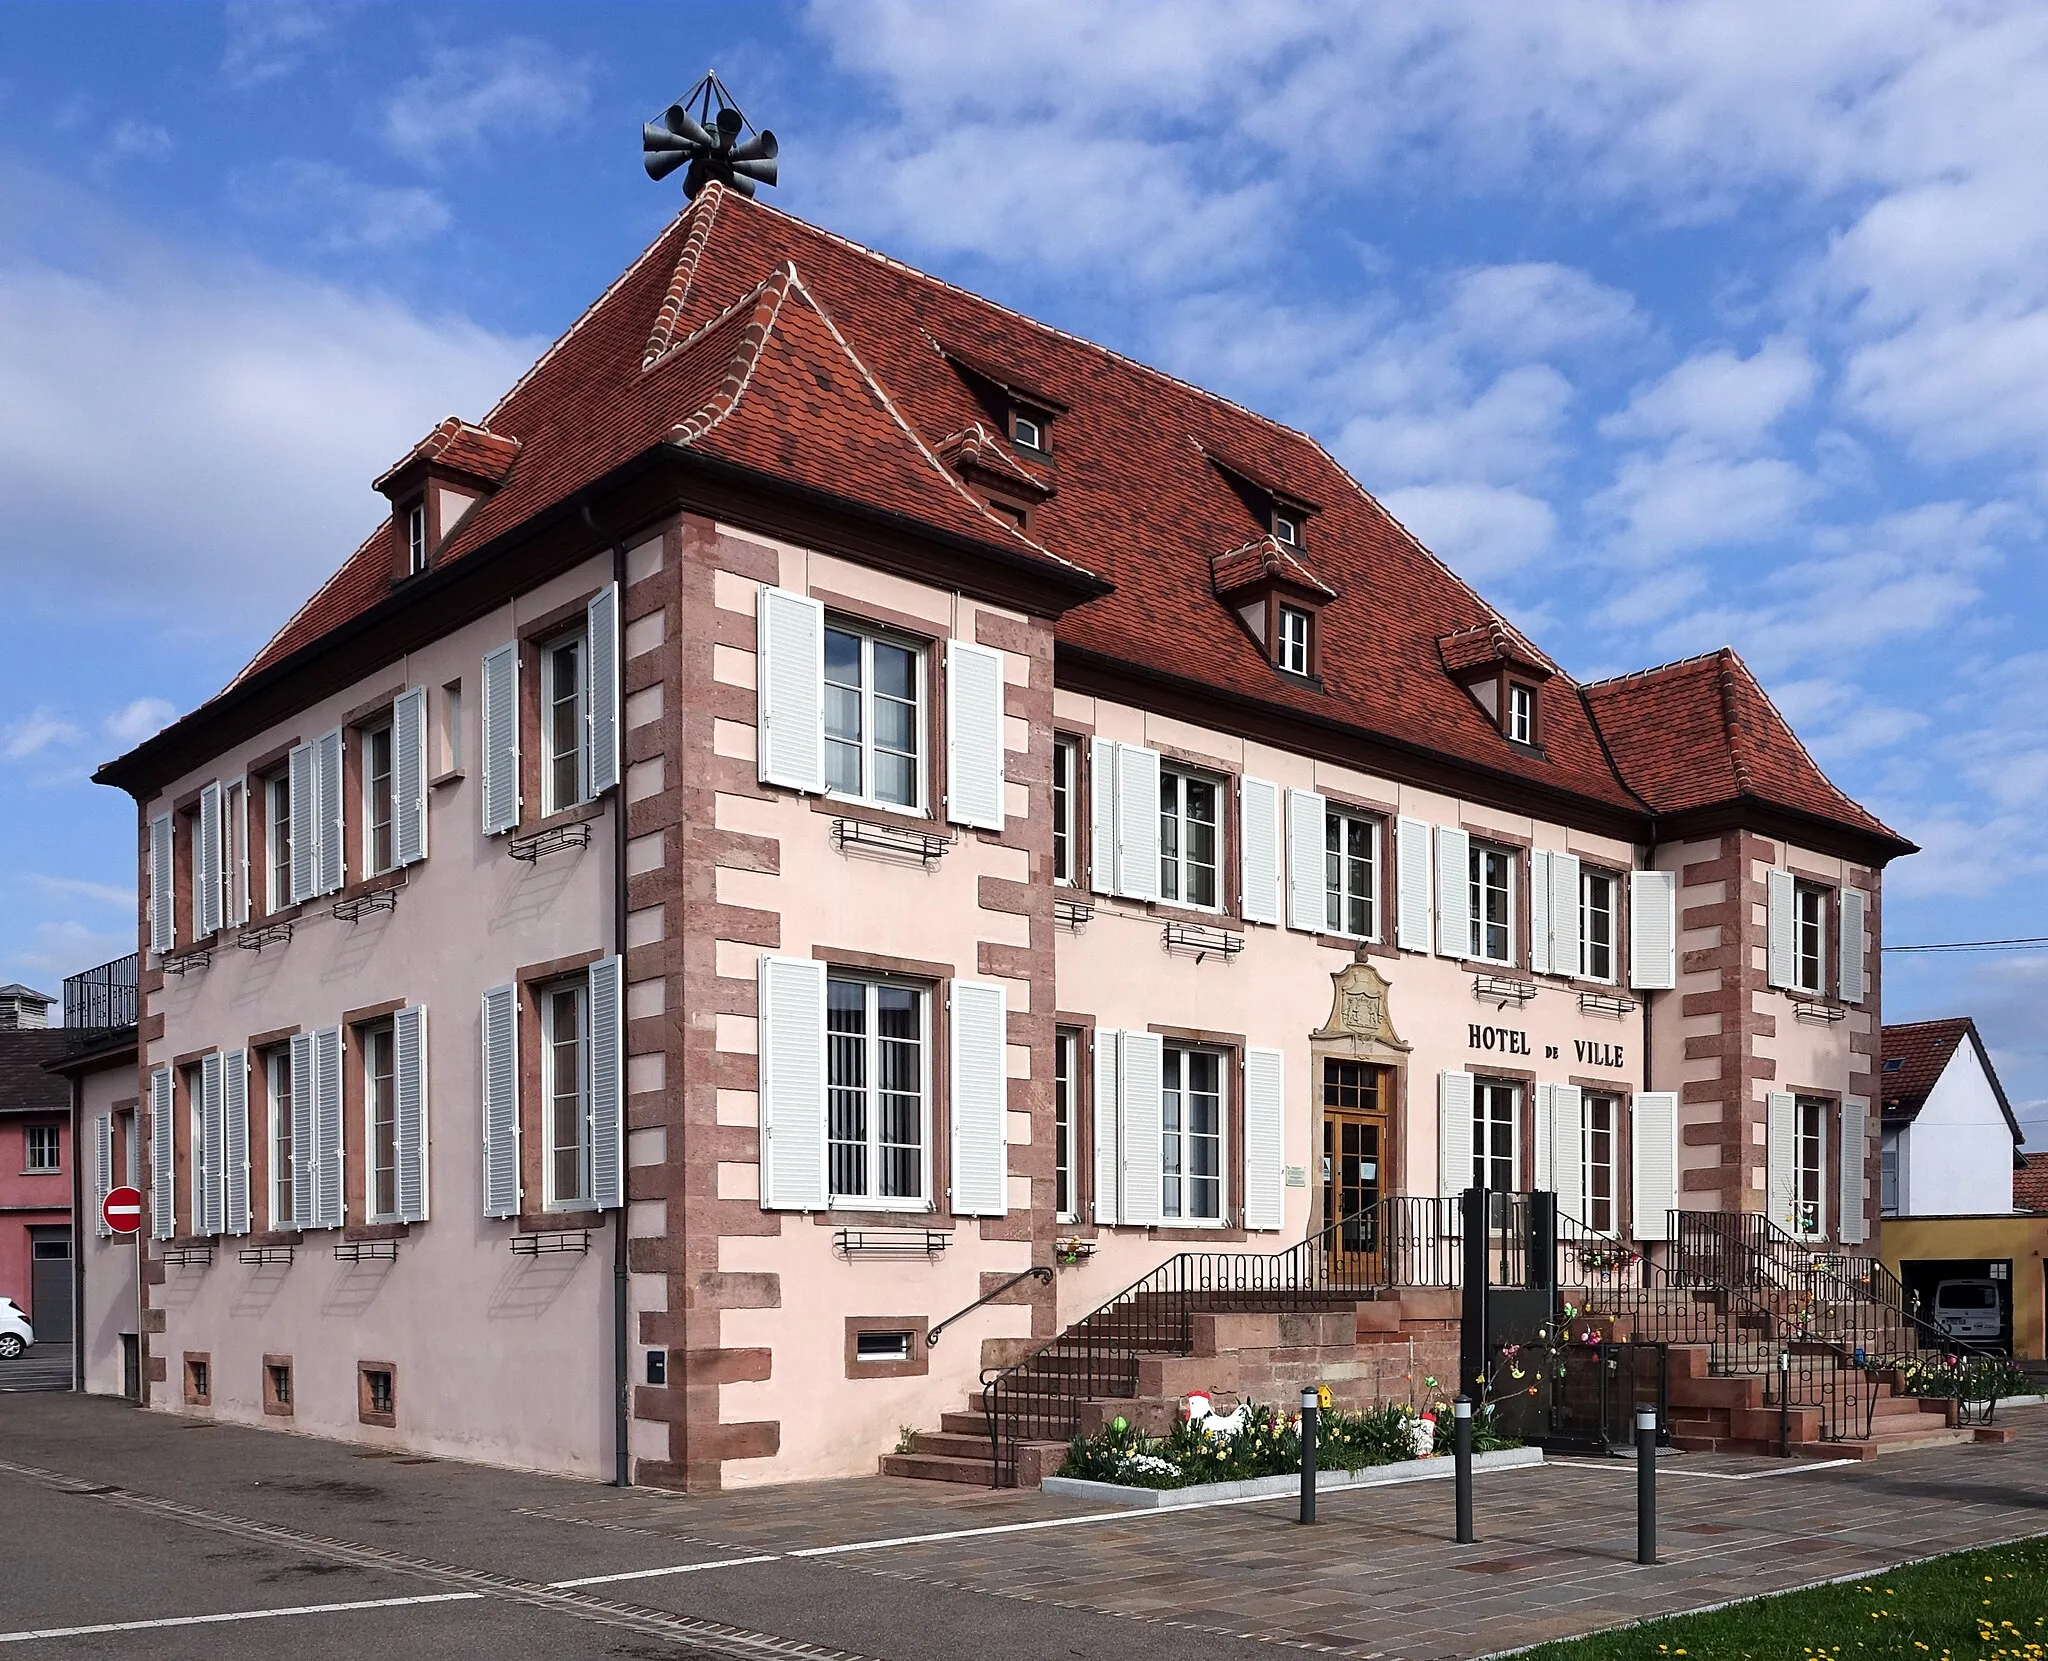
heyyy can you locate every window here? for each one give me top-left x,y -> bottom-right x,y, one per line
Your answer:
1162,1046 -> 1226,1222
266,1048 -> 295,1229
1469,845 -> 1514,965
222,780 -> 243,925
1011,410 -> 1043,452
24,1124 -> 59,1172
363,1022 -> 397,1222
543,979 -> 592,1209
1473,1080 -> 1517,1191
182,1062 -> 204,1228
824,623 -> 923,811
1880,1134 -> 1899,1217
542,631 -> 588,815
265,1361 -> 293,1412
1054,1029 -> 1079,1222
185,1357 -> 210,1405
359,1363 -> 395,1425
265,771 -> 291,913
1051,737 -> 1076,886
1585,1094 -> 1617,1233
406,501 -> 427,575
1272,509 -> 1299,545
1277,605 -> 1311,676
362,720 -> 394,876
826,976 -> 928,1208
1506,682 -> 1535,745
1794,1096 -> 1827,1236
1324,810 -> 1378,939
1794,883 -> 1827,995
1580,869 -> 1616,982
1159,766 -> 1220,909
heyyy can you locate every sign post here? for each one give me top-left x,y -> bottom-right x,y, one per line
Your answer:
102,1185 -> 143,1236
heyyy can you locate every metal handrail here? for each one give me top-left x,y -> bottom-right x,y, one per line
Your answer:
927,1265 -> 1053,1348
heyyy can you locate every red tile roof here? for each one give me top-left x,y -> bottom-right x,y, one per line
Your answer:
1210,536 -> 1336,602
372,416 -> 521,492
2017,1152 -> 2048,1213
1438,619 -> 1554,678
1881,1017 -> 2023,1149
0,1030 -> 73,1115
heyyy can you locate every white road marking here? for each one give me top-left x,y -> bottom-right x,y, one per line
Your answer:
551,1554 -> 781,1587
1550,1456 -> 1858,1481
0,1593 -> 485,1644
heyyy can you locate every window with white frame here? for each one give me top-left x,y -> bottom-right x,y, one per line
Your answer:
265,771 -> 291,913
824,623 -> 923,811
1580,868 -> 1617,982
1324,809 -> 1378,939
542,631 -> 588,815
1473,1079 -> 1518,1191
1793,882 -> 1827,995
25,1124 -> 59,1172
1051,737 -> 1076,886
266,1048 -> 294,1229
1880,1133 -> 1899,1216
1272,508 -> 1299,545
406,501 -> 428,575
363,719 -> 395,876
1054,1028 -> 1079,1222
826,976 -> 928,1207
1011,409 -> 1044,452
363,1021 -> 398,1222
1277,606 -> 1311,676
1585,1093 -> 1618,1233
1794,1095 -> 1827,1236
1506,682 -> 1535,745
1469,845 -> 1514,965
1159,766 -> 1221,909
1162,1045 -> 1225,1222
543,978 -> 593,1209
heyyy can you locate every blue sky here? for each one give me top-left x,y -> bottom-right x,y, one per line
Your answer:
2,3 -> 2044,1142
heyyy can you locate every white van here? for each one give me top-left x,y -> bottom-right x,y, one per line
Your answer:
1929,1279 -> 2003,1344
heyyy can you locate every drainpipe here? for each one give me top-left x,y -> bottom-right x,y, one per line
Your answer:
68,1070 -> 84,1393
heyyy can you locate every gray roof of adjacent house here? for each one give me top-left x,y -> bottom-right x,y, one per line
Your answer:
0,1030 -> 73,1114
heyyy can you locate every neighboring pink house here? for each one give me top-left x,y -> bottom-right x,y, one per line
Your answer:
0,997 -> 74,1353
92,185 -> 1910,1489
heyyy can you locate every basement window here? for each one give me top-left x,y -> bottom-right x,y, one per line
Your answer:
359,1363 -> 396,1426
854,1331 -> 912,1363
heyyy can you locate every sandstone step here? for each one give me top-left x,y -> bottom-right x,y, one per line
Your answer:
879,1451 -> 996,1484
909,1430 -> 1006,1460
1795,1426 -> 1973,1460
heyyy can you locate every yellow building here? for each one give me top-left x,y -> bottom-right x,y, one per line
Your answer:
1881,1213 -> 2046,1361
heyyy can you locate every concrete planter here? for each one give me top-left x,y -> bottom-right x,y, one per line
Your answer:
1039,1444 -> 1542,1509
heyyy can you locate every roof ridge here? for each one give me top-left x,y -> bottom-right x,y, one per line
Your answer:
1883,1015 -> 1975,1030
1719,646 -> 1904,841
668,267 -> 796,447
1714,647 -> 1758,795
1581,648 -> 1732,691
642,181 -> 726,368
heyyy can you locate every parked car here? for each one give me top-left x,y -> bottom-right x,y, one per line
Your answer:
0,1296 -> 32,1359
1929,1279 -> 2004,1344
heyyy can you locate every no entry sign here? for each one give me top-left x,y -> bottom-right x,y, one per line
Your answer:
102,1185 -> 143,1235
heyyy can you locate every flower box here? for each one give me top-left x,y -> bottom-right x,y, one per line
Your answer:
1040,1444 -> 1543,1510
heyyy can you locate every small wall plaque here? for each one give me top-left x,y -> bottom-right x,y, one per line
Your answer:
1284,1165 -> 1309,1188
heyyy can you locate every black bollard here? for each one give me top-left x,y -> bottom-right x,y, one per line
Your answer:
1299,1386 -> 1319,1524
1453,1395 -> 1474,1544
1635,1405 -> 1658,1565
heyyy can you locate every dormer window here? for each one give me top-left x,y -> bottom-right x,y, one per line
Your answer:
406,501 -> 428,575
1010,410 -> 1045,453
1272,509 -> 1299,546
1277,605 -> 1312,677
1506,682 -> 1536,745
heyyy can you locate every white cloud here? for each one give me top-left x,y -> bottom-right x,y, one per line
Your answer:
383,40 -> 591,165
9,917 -> 134,981
105,698 -> 175,745
1601,337 -> 1816,450
229,161 -> 451,250
1376,483 -> 1557,581
106,120 -> 171,161
29,874 -> 134,909
1591,446 -> 1814,564
221,1 -> 336,89
3,707 -> 79,760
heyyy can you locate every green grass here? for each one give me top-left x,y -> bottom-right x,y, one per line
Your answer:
1513,1534 -> 2048,1661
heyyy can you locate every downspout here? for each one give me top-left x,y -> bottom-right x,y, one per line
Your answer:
68,1071 -> 84,1393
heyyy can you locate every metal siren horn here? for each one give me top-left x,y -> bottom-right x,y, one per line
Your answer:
641,71 -> 779,199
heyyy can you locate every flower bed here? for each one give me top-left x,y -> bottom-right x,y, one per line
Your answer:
1893,1353 -> 2030,1406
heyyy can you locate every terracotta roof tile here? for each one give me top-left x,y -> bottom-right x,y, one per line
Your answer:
1438,620 -> 1554,678
0,1030 -> 72,1114
2017,1152 -> 2048,1212
1881,1017 -> 1974,1120
372,416 -> 522,492
1210,535 -> 1337,602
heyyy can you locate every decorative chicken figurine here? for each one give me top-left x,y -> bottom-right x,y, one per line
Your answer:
1409,1410 -> 1437,1458
1183,1393 -> 1248,1439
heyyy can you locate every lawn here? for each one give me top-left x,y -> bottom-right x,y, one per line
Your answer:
1514,1534 -> 2048,1661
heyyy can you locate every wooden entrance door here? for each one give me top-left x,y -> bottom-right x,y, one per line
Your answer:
1322,1059 -> 1390,1280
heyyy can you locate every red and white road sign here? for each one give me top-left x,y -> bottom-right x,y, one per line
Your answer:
102,1185 -> 144,1235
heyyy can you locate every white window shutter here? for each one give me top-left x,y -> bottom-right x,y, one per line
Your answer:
1117,1030 -> 1164,1226
148,813 -> 175,954
1552,1085 -> 1586,1224
756,586 -> 826,794
315,728 -> 344,896
1396,816 -> 1432,952
392,687 -> 428,867
757,955 -> 828,1210
149,1067 -> 175,1240
1088,738 -> 1118,895
1091,1028 -> 1120,1225
480,985 -> 521,1218
1528,851 -> 1553,976
288,741 -> 318,902
1631,1092 -> 1678,1241
1765,1090 -> 1797,1232
196,781 -> 222,939
232,778 -> 251,926
1435,826 -> 1472,960
944,640 -> 1006,831
1243,1046 -> 1285,1230
585,583 -> 621,798
198,1051 -> 224,1237
222,1049 -> 250,1236
290,1033 -> 316,1226
93,1113 -> 113,1239
313,1026 -> 345,1229
1839,888 -> 1868,1005
1839,1098 -> 1869,1245
1283,787 -> 1324,932
1114,743 -> 1162,902
1438,1070 -> 1474,1198
1550,853 -> 1581,979
1241,776 -> 1283,927
480,642 -> 520,835
1766,869 -> 1796,990
1532,1081 -> 1555,1191
588,960 -> 624,1211
948,979 -> 1008,1215
393,1006 -> 430,1223
1630,869 -> 1677,990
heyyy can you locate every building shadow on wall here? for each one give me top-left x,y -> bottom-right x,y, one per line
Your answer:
231,1262 -> 291,1320
319,1259 -> 395,1319
153,1263 -> 208,1316
486,854 -> 580,941
487,1253 -> 586,1321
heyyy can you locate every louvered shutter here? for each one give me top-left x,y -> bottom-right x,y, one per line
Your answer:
312,1026 -> 344,1229
392,687 -> 428,867
1091,1028 -> 1120,1225
585,583 -> 621,798
1435,827 -> 1472,959
288,741 -> 317,902
587,959 -> 624,1210
1766,869 -> 1797,989
756,586 -> 826,794
393,1006 -> 430,1223
757,955 -> 827,1210
1243,1046 -> 1285,1230
1630,869 -> 1677,990
1117,1031 -> 1164,1226
290,1033 -> 316,1226
1396,816 -> 1432,951
196,781 -> 222,939
480,642 -> 520,835
948,979 -> 1008,1215
148,814 -> 174,955
944,640 -> 1006,831
1532,1081 -> 1556,1191
1839,1098 -> 1869,1245
222,1049 -> 249,1236
1551,1085 -> 1586,1224
1438,1070 -> 1474,1198
1088,738 -> 1118,895
233,779 -> 251,926
198,1051 -> 224,1237
1839,888 -> 1868,1005
1765,1090 -> 1797,1232
1241,776 -> 1283,927
1550,853 -> 1581,980
1631,1092 -> 1678,1241
1529,851 -> 1553,975
1114,744 -> 1162,902
92,1114 -> 113,1238
1283,788 -> 1324,932
314,728 -> 344,896
480,984 -> 520,1218
149,1067 -> 175,1240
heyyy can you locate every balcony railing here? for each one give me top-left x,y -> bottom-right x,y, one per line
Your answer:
63,953 -> 138,1031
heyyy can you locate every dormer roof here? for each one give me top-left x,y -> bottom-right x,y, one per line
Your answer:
935,423 -> 1054,500
372,416 -> 522,497
1438,620 -> 1555,681
1210,535 -> 1337,602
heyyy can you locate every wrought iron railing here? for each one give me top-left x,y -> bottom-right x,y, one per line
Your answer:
63,953 -> 138,1031
1487,1337 -> 1669,1454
